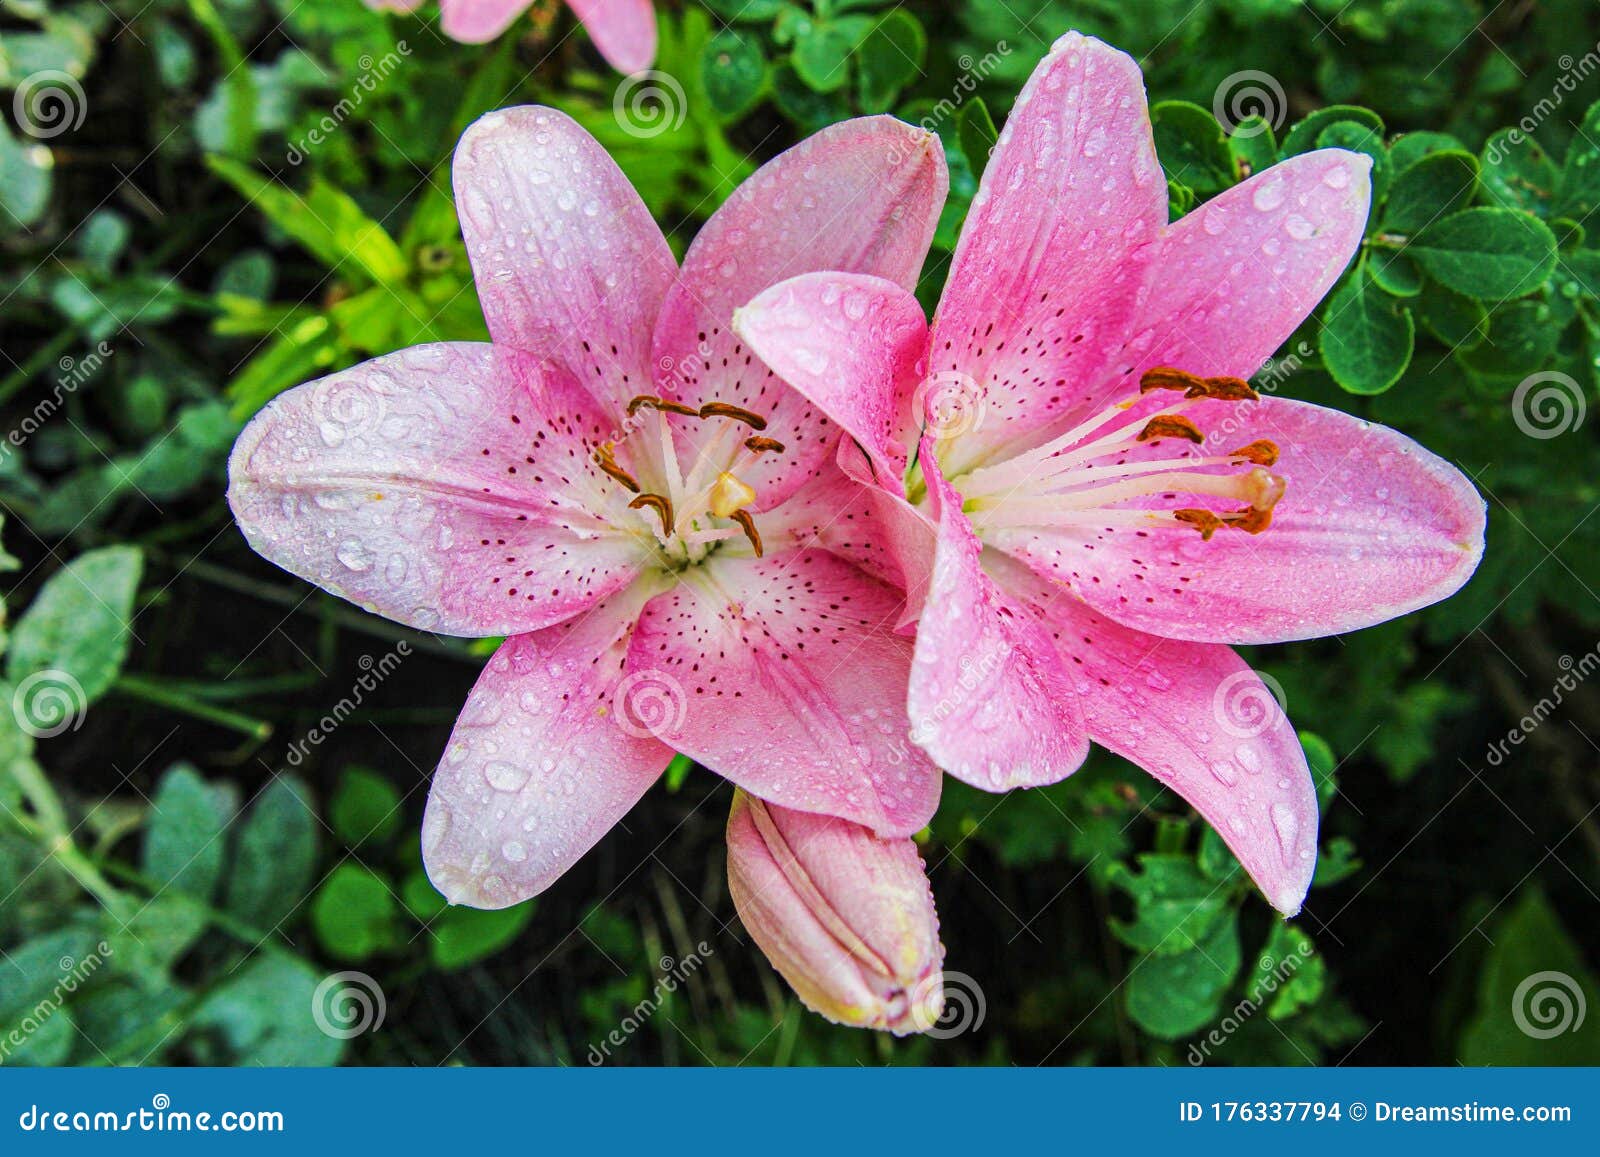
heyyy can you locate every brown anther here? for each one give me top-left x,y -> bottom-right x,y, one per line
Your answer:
1137,415 -> 1205,444
1227,439 -> 1280,466
744,435 -> 786,455
1225,506 -> 1274,535
1139,366 -> 1206,395
627,394 -> 700,418
1174,509 -> 1224,541
629,492 -> 675,530
699,401 -> 768,431
730,509 -> 764,557
1195,375 -> 1259,401
594,443 -> 640,493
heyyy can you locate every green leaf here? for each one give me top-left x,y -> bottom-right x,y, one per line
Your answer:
700,30 -> 768,122
1281,105 -> 1383,158
1369,248 -> 1422,297
190,953 -> 344,1066
1254,924 -> 1326,1019
957,98 -> 999,181
1555,100 -> 1600,220
1409,207 -> 1557,299
1151,100 -> 1233,198
226,775 -> 318,930
7,545 -> 143,712
105,894 -> 210,979
328,766 -> 402,849
1384,149 -> 1479,234
1319,273 -> 1414,394
854,11 -> 925,114
404,864 -> 536,971
1479,129 -> 1559,217
700,0 -> 786,20
143,763 -> 231,902
1388,130 -> 1467,173
1226,117 -> 1277,181
311,862 -> 403,961
1459,887 -> 1600,1064
790,21 -> 856,94
1125,908 -> 1242,1040
206,156 -> 407,286
1107,854 -> 1229,955
1415,283 -> 1488,350
0,120 -> 54,228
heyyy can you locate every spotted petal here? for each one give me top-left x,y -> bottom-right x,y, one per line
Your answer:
627,549 -> 940,837
227,343 -> 649,637
423,595 -> 672,908
453,106 -> 677,419
567,0 -> 656,73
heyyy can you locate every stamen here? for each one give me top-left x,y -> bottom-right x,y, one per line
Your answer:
699,402 -> 768,430
1137,415 -> 1204,444
744,435 -> 786,454
708,471 -> 757,518
1227,439 -> 1279,466
1138,366 -> 1259,401
627,394 -> 699,418
629,492 -> 675,531
730,510 -> 764,557
594,443 -> 640,493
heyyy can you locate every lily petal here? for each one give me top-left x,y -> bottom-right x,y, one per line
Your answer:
567,0 -> 656,73
453,105 -> 677,418
627,548 -> 940,837
652,116 -> 947,509
999,555 -> 1318,914
930,31 -> 1165,472
910,442 -> 1090,790
733,271 -> 928,489
422,593 -> 673,908
439,0 -> 529,44
227,343 -> 648,637
994,397 -> 1487,644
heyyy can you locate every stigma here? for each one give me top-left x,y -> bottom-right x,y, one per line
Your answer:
958,366 -> 1287,540
596,396 -> 782,563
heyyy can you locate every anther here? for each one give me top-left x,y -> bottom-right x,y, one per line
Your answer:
1137,415 -> 1205,444
629,492 -> 675,530
1138,366 -> 1259,401
744,435 -> 786,454
1227,439 -> 1280,466
627,394 -> 700,418
730,510 -> 764,557
594,443 -> 640,492
699,402 -> 768,430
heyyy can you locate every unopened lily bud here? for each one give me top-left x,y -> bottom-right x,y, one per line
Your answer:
726,790 -> 945,1035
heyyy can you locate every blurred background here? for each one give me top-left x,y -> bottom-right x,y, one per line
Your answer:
2,0 -> 1598,1066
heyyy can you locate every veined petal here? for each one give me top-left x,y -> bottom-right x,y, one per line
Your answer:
993,397 -> 1486,644
567,0 -> 656,73
627,548 -> 940,837
453,106 -> 676,417
1000,556 -> 1318,914
423,596 -> 673,908
440,0 -> 529,43
734,272 -> 928,491
1115,149 -> 1372,386
930,32 -> 1165,472
910,441 -> 1089,790
652,116 -> 947,509
227,343 -> 649,637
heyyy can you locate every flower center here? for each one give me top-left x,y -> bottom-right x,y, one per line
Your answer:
596,395 -> 782,566
952,366 -> 1286,540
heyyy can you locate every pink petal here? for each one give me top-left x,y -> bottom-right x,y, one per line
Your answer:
995,397 -> 1486,644
733,271 -> 928,490
566,0 -> 656,73
453,106 -> 676,417
1113,149 -> 1372,385
757,463 -> 917,596
423,600 -> 672,907
929,32 -> 1165,471
999,555 -> 1318,914
439,0 -> 529,42
651,116 -> 947,510
627,549 -> 940,837
227,343 -> 649,637
909,442 -> 1089,790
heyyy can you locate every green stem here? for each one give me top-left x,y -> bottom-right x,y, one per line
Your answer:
114,673 -> 273,738
8,761 -> 130,915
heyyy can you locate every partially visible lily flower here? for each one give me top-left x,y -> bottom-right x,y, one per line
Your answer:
733,32 -> 1486,917
727,789 -> 945,1035
364,0 -> 657,73
228,107 -> 951,907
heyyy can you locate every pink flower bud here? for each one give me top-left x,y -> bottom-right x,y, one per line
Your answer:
726,790 -> 945,1034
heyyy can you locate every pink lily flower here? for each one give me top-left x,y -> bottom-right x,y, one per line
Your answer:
733,33 -> 1486,916
364,0 -> 657,74
228,106 -> 951,907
